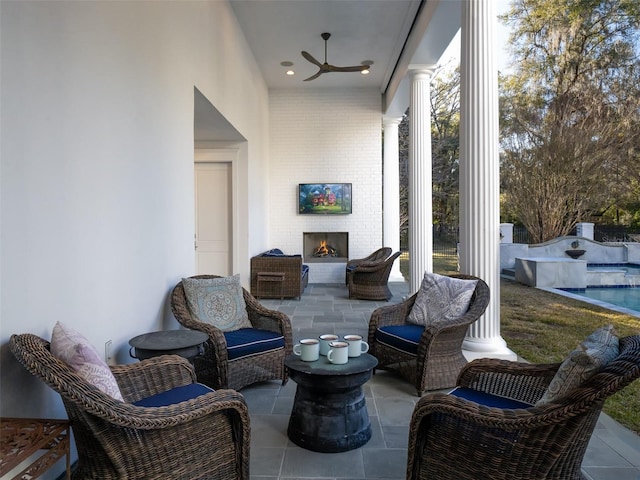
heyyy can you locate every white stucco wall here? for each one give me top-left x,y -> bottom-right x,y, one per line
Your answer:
268,88 -> 383,282
0,0 -> 269,450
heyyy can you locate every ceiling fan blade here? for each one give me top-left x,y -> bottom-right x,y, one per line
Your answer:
328,65 -> 369,73
303,69 -> 325,82
301,51 -> 323,68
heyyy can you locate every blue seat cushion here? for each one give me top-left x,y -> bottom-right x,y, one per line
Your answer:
449,387 -> 533,409
133,383 -> 214,407
375,325 -> 424,355
224,328 -> 285,360
301,264 -> 309,278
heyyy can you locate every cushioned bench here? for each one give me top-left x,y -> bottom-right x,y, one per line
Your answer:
250,249 -> 309,299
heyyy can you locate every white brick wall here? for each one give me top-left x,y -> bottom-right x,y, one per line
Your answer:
269,88 -> 383,282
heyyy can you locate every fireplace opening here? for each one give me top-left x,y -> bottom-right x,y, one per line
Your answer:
303,232 -> 348,263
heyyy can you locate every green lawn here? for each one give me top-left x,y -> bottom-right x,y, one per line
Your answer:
400,253 -> 640,434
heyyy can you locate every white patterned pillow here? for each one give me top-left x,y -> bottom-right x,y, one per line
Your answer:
536,324 -> 619,406
407,272 -> 478,326
182,275 -> 252,332
50,321 -> 124,401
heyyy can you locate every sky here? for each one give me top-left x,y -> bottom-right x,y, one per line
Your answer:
437,0 -> 513,73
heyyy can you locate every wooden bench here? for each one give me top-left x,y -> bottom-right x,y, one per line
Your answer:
1,417 -> 71,479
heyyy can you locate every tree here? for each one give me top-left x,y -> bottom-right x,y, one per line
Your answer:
430,66 -> 461,228
500,0 -> 640,243
397,64 -> 461,246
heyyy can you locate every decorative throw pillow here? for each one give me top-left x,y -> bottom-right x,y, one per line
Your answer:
50,321 -> 124,401
182,275 -> 252,332
407,272 -> 478,326
536,324 -> 619,406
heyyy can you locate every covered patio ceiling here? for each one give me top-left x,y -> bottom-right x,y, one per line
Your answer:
229,0 -> 462,117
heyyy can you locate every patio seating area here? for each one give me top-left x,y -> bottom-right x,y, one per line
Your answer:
244,282 -> 640,480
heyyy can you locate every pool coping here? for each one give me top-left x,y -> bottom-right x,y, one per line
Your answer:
541,286 -> 640,319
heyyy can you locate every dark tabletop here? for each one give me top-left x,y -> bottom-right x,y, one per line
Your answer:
129,330 -> 209,350
284,353 -> 377,376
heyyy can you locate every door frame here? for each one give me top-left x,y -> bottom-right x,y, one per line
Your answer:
194,148 -> 239,275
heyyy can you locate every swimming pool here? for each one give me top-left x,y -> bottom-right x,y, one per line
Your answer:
555,286 -> 640,318
569,287 -> 640,312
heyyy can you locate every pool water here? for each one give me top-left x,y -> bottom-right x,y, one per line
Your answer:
567,287 -> 640,314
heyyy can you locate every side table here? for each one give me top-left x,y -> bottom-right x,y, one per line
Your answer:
284,353 -> 378,453
129,330 -> 208,364
0,417 -> 71,480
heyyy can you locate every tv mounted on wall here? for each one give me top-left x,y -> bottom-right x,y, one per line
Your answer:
298,183 -> 352,215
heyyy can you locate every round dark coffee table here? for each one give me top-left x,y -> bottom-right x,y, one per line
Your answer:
129,330 -> 208,364
284,353 -> 378,453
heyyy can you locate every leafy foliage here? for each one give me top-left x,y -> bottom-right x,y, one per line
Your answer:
500,0 -> 640,243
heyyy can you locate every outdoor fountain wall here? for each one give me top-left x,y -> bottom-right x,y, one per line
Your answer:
500,223 -> 640,289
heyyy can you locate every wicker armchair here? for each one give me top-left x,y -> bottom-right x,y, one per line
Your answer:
345,247 -> 392,284
406,335 -> 640,480
347,251 -> 401,300
171,275 -> 293,391
9,333 -> 250,480
367,274 -> 490,394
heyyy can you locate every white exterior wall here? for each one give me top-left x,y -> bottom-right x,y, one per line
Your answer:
0,0 -> 269,447
269,89 -> 383,282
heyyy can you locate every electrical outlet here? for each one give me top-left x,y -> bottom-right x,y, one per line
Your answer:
105,340 -> 113,364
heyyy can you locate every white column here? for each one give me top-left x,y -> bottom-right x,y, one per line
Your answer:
408,67 -> 435,294
383,116 -> 405,282
576,223 -> 594,240
459,0 -> 516,360
500,223 -> 514,243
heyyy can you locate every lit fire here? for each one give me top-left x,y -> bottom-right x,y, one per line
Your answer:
313,240 -> 338,257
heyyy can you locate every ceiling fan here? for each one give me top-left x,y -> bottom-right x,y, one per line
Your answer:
301,32 -> 369,82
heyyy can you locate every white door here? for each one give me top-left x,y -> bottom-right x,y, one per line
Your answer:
194,162 -> 232,275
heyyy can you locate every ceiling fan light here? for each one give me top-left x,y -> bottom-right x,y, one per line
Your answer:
286,70 -> 295,76
361,69 -> 370,75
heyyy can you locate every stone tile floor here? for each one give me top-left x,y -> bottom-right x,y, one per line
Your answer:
242,282 -> 640,480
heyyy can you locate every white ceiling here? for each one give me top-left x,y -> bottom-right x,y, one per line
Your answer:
195,0 -> 462,141
229,0 -> 422,91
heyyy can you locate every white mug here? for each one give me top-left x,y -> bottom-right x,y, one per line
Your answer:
326,341 -> 349,365
344,334 -> 369,358
293,339 -> 320,362
319,334 -> 339,356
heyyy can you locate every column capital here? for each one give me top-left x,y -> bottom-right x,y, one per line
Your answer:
408,65 -> 437,80
382,116 -> 403,127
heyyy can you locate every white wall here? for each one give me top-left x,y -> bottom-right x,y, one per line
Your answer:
0,0 -> 269,443
268,89 -> 383,282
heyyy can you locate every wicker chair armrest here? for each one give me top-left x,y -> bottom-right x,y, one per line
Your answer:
367,294 -> 417,344
112,355 -> 196,402
411,391 -> 552,431
407,392 -> 572,479
99,388 -> 249,430
84,389 -> 250,479
352,261 -> 386,273
371,295 -> 417,326
346,259 -> 361,269
245,293 -> 293,352
457,358 -> 560,404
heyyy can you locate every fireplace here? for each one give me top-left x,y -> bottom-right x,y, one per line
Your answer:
303,232 -> 349,263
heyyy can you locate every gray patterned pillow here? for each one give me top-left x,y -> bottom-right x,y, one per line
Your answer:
182,275 -> 252,332
536,324 -> 619,406
407,272 -> 478,326
51,321 -> 124,401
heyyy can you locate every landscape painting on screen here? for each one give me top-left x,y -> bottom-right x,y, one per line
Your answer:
298,183 -> 352,215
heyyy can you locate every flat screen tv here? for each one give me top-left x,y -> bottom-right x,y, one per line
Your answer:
298,183 -> 352,215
